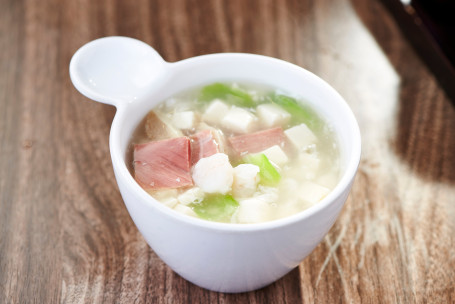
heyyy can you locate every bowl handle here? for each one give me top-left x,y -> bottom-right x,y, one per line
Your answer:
69,36 -> 169,108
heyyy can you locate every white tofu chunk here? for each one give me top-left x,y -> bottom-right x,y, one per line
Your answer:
232,164 -> 260,198
221,107 -> 257,134
256,185 -> 279,203
202,99 -> 230,125
164,98 -> 192,112
278,178 -> 299,198
299,181 -> 330,205
286,153 -> 320,181
237,197 -> 271,224
260,145 -> 289,166
273,179 -> 305,218
171,111 -> 196,130
236,185 -> 279,223
148,189 -> 179,208
247,90 -> 260,102
284,123 -> 317,151
160,197 -> 178,208
298,152 -> 320,180
192,153 -> 233,194
174,204 -> 198,217
256,103 -> 291,128
276,203 -> 301,218
147,188 -> 178,198
177,187 -> 205,205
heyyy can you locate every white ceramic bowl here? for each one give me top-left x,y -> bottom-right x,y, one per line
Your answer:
70,36 -> 361,293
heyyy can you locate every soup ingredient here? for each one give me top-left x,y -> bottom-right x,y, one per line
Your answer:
202,100 -> 230,125
228,127 -> 285,155
256,103 -> 291,128
171,111 -> 196,130
190,194 -> 239,222
129,82 -> 340,224
260,145 -> 288,166
271,94 -> 320,130
243,154 -> 281,186
190,129 -> 221,165
221,106 -> 257,133
284,124 -> 317,151
145,111 -> 182,140
299,181 -> 330,204
237,187 -> 278,223
237,198 -> 271,224
200,83 -> 254,107
177,187 -> 205,205
295,152 -> 320,180
192,153 -> 234,194
134,137 -> 192,189
232,164 -> 260,197
174,204 -> 198,217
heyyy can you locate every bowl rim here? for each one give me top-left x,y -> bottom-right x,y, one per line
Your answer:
110,52 -> 361,233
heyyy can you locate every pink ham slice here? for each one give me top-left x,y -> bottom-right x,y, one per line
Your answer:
228,127 -> 285,155
134,137 -> 193,190
190,129 -> 220,165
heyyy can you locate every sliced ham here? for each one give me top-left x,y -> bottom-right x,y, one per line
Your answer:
190,129 -> 220,165
134,137 -> 193,190
228,127 -> 285,155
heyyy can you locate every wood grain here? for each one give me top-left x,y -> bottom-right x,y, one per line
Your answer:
0,0 -> 454,303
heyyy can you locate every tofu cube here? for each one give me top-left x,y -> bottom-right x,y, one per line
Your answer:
256,103 -> 291,128
278,178 -> 299,198
202,99 -> 229,125
147,188 -> 178,199
232,164 -> 260,198
192,153 -> 233,194
256,185 -> 279,203
161,197 -> 178,208
237,198 -> 271,224
284,123 -> 317,151
298,152 -> 320,180
174,204 -> 198,217
148,189 -> 179,208
171,111 -> 196,130
260,145 -> 288,166
299,181 -> 330,205
177,187 -> 205,205
221,107 -> 257,134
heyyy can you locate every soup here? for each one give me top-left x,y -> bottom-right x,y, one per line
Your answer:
128,82 -> 340,223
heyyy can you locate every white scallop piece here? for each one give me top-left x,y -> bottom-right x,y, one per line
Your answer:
192,153 -> 234,194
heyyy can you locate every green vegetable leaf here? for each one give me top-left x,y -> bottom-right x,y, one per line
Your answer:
190,194 -> 239,222
271,94 -> 321,131
243,153 -> 281,186
200,83 -> 255,107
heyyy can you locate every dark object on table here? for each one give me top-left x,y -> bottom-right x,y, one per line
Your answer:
380,0 -> 455,104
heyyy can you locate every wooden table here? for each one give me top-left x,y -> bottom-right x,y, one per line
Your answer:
1,0 -> 454,302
